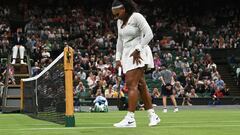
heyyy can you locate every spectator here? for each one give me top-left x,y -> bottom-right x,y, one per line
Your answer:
11,30 -> 26,64
0,36 -> 9,53
179,89 -> 192,106
221,87 -> 230,96
87,72 -> 97,90
75,81 -> 86,95
2,64 -> 16,85
173,79 -> 191,105
210,89 -> 224,105
174,56 -> 182,69
0,74 -> 4,97
112,78 -> 124,98
187,89 -> 198,98
76,67 -> 87,80
74,81 -> 86,112
152,67 -> 161,80
207,60 -> 217,70
236,65 -> 240,85
211,66 -> 219,81
173,81 -> 184,96
105,84 -> 114,98
151,87 -> 160,99
215,76 -> 225,91
181,57 -> 191,76
41,47 -> 51,64
153,53 -> 161,68
31,62 -> 41,76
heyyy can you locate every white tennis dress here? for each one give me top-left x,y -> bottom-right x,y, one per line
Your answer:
116,12 -> 154,73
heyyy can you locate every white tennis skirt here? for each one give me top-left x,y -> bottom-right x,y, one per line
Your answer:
121,45 -> 154,73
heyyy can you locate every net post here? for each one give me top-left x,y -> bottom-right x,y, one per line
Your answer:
64,46 -> 75,127
20,79 -> 24,112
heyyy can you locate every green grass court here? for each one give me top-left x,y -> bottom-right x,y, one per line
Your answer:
0,107 -> 240,135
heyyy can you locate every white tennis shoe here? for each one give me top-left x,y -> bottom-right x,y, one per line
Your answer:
148,113 -> 160,126
113,116 -> 136,128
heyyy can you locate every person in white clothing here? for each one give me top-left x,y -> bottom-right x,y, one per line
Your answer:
112,0 -> 160,128
11,31 -> 26,64
41,47 -> 51,64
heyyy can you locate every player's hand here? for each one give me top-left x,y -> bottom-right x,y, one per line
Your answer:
130,49 -> 143,65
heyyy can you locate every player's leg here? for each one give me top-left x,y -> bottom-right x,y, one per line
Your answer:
138,68 -> 160,126
113,68 -> 141,128
126,68 -> 141,112
138,68 -> 152,110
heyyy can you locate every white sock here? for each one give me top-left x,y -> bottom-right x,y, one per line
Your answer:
147,108 -> 155,116
126,111 -> 135,118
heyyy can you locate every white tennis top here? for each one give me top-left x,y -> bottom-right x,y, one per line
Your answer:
116,12 -> 154,73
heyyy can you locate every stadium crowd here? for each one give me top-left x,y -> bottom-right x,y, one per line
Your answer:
1,0 -> 239,106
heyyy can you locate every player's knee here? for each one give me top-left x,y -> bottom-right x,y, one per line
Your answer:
128,85 -> 138,92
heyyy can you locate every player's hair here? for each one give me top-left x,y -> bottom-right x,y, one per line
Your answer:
112,0 -> 138,18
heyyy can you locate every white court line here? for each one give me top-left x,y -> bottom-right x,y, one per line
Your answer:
1,124 -> 240,131
1,120 -> 240,126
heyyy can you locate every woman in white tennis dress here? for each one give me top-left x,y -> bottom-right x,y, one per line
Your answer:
112,0 -> 160,128
116,12 -> 154,73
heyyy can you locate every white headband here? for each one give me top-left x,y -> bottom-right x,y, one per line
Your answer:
112,4 -> 124,10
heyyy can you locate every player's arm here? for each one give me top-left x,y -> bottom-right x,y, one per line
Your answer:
116,20 -> 123,69
134,13 -> 153,52
131,13 -> 153,65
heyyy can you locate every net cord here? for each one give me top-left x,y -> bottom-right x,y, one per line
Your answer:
22,52 -> 64,82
